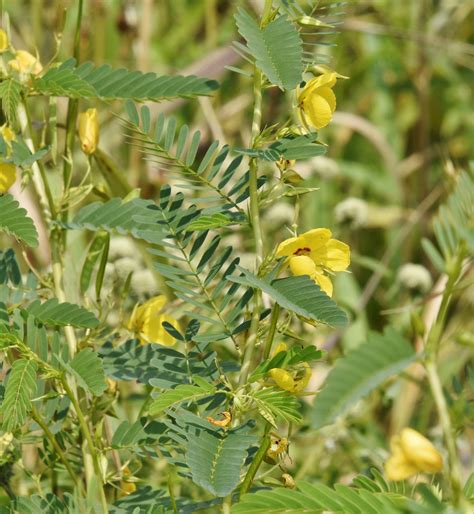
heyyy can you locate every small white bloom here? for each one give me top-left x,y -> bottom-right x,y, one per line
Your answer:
114,257 -> 137,281
311,155 -> 340,179
264,203 -> 295,228
335,197 -> 369,228
398,263 -> 432,293
130,269 -> 157,297
109,236 -> 138,261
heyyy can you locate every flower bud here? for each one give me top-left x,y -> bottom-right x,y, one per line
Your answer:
0,29 -> 8,52
0,162 -> 17,193
78,108 -> 99,155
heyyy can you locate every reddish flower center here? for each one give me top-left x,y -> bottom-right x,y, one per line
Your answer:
294,247 -> 311,256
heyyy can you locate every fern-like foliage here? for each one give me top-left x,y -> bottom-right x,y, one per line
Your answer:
25,299 -> 99,329
32,58 -> 218,101
232,480 -> 410,514
186,422 -> 256,497
123,102 -> 264,214
0,248 -> 21,285
423,169 -> 474,270
231,269 -> 348,327
234,9 -> 303,90
1,359 -> 37,432
0,78 -> 23,124
0,193 -> 39,248
66,349 -> 107,396
311,329 -> 416,428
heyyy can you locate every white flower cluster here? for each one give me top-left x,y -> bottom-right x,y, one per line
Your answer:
335,197 -> 369,228
397,263 -> 432,293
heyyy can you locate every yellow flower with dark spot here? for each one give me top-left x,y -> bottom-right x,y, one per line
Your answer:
128,295 -> 179,346
0,29 -> 8,52
268,342 -> 312,394
0,162 -> 16,193
265,434 -> 289,464
385,428 -> 443,481
298,72 -> 339,129
276,228 -> 350,297
8,50 -> 43,75
78,108 -> 100,155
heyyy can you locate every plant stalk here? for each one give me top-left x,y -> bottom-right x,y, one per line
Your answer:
62,378 -> 108,514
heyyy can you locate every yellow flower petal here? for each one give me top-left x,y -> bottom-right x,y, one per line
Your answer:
315,86 -> 336,113
276,235 -> 306,257
78,108 -> 99,155
273,342 -> 288,355
385,451 -> 419,481
141,313 -> 179,346
0,29 -> 8,52
289,255 -> 317,277
8,50 -> 42,75
300,228 -> 332,250
0,162 -> 16,193
292,363 -> 312,393
310,238 -> 350,272
301,92 -> 334,130
269,368 -> 296,392
399,428 -> 443,473
298,73 -> 337,103
313,271 -> 333,297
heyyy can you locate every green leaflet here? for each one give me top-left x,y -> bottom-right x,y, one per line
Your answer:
232,481 -> 409,514
187,424 -> 256,497
234,133 -> 326,162
230,269 -> 348,327
311,329 -> 416,428
0,79 -> 22,124
68,349 -> 107,396
253,387 -> 302,425
33,58 -> 218,100
235,9 -> 303,90
149,379 -> 216,416
2,359 -> 37,432
0,194 -> 39,248
26,299 -> 99,329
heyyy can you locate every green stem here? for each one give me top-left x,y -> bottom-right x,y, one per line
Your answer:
238,56 -> 266,387
31,405 -> 79,487
423,248 -> 468,510
62,379 -> 108,514
240,424 -> 272,494
62,0 -> 84,204
263,303 -> 280,359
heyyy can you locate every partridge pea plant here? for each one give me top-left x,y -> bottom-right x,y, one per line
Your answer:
0,2 -> 473,514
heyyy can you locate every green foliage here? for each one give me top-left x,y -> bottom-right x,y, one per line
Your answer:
66,349 -> 107,396
0,248 -> 21,285
0,79 -> 22,125
311,329 -> 416,428
0,193 -> 39,248
33,59 -> 218,101
26,299 -> 99,329
253,387 -> 302,425
149,378 -> 216,416
232,480 -> 410,514
187,423 -> 256,497
423,169 -> 474,269
124,103 -> 264,213
234,9 -> 303,90
235,133 -> 326,161
231,269 -> 348,327
1,359 -> 37,432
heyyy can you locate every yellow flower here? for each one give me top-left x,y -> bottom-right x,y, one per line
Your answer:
128,295 -> 179,346
0,162 -> 16,193
298,72 -> 339,129
8,50 -> 43,75
276,228 -> 350,297
268,342 -> 312,394
0,29 -> 8,52
78,108 -> 99,155
385,428 -> 443,481
119,467 -> 137,497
